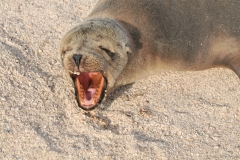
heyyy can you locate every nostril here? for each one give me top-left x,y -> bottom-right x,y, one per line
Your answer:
73,54 -> 83,67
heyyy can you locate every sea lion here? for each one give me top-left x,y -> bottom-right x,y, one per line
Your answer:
60,0 -> 240,110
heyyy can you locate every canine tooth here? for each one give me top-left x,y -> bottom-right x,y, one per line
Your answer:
73,71 -> 80,75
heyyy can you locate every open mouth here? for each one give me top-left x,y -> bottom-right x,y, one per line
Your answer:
71,72 -> 107,110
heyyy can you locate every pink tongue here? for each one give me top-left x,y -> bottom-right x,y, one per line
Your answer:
84,89 -> 96,106
85,91 -> 92,100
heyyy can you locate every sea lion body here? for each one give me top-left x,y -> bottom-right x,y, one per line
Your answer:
60,0 -> 240,110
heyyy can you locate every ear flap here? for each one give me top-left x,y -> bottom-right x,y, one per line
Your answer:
125,45 -> 132,55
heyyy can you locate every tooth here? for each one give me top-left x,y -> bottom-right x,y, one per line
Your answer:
73,71 -> 80,75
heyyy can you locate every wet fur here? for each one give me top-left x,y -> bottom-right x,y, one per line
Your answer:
60,0 -> 240,99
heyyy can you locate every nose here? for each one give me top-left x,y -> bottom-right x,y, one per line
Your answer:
72,54 -> 83,67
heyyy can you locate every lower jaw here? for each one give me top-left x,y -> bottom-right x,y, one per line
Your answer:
77,100 -> 100,110
76,90 -> 105,111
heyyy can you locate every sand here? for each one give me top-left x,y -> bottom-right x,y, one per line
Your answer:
1,0 -> 240,159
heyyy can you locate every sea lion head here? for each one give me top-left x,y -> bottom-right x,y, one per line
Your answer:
60,18 -> 132,110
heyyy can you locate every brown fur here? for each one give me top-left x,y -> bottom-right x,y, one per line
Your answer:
60,0 -> 240,108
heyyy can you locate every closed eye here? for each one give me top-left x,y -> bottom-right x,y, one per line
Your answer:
61,47 -> 72,56
99,46 -> 116,60
62,50 -> 67,55
61,51 -> 67,59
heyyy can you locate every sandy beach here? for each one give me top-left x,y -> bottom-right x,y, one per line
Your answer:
1,0 -> 240,159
